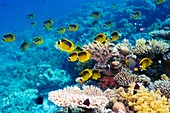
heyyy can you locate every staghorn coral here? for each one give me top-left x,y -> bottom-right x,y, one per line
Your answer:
114,69 -> 140,87
149,30 -> 170,40
48,85 -> 109,110
133,38 -> 170,58
83,41 -> 119,68
154,80 -> 170,98
120,83 -> 170,113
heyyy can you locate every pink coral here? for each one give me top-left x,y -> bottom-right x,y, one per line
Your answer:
48,85 -> 109,109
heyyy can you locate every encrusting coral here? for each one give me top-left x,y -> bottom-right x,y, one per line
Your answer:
83,41 -> 119,68
133,38 -> 170,58
120,83 -> 170,113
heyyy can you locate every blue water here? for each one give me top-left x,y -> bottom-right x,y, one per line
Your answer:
0,0 -> 170,112
0,0 -> 123,36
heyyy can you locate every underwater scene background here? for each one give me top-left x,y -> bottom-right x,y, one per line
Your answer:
0,0 -> 170,113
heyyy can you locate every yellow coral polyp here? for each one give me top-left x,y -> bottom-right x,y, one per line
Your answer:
120,83 -> 170,113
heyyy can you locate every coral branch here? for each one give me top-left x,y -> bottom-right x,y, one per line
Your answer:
83,41 -> 119,68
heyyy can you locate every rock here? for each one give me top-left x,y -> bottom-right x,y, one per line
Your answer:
120,46 -> 130,56
112,102 -> 126,113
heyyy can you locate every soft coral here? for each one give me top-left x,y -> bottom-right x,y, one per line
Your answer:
99,76 -> 116,89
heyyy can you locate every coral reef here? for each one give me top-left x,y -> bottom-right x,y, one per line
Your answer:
161,18 -> 170,29
154,80 -> 170,98
1,89 -> 38,112
114,69 -> 140,87
120,83 -> 170,113
48,85 -> 109,110
133,38 -> 170,58
99,76 -> 116,89
149,30 -> 170,40
1,1 -> 170,113
83,41 -> 119,68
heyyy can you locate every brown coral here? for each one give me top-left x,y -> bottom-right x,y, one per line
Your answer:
154,80 -> 170,98
114,69 -> 140,87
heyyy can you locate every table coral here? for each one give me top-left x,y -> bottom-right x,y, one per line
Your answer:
48,85 -> 109,110
120,83 -> 170,113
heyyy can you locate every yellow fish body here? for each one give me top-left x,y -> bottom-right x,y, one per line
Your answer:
79,69 -> 93,82
104,21 -> 113,27
27,13 -> 35,19
32,36 -> 44,46
44,19 -> 54,30
78,50 -> 91,62
91,69 -> 101,80
68,52 -> 78,62
67,24 -> 79,31
94,33 -> 107,43
110,31 -> 119,41
139,58 -> 152,71
57,27 -> 66,34
154,0 -> 166,4
21,41 -> 30,51
131,11 -> 141,19
56,38 -> 74,53
91,11 -> 101,18
2,33 -> 16,42
30,21 -> 36,27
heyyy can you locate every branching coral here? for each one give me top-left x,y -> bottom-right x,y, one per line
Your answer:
120,83 -> 170,113
114,69 -> 140,87
83,41 -> 119,68
149,30 -> 170,40
154,80 -> 170,98
48,85 -> 109,110
133,38 -> 170,58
